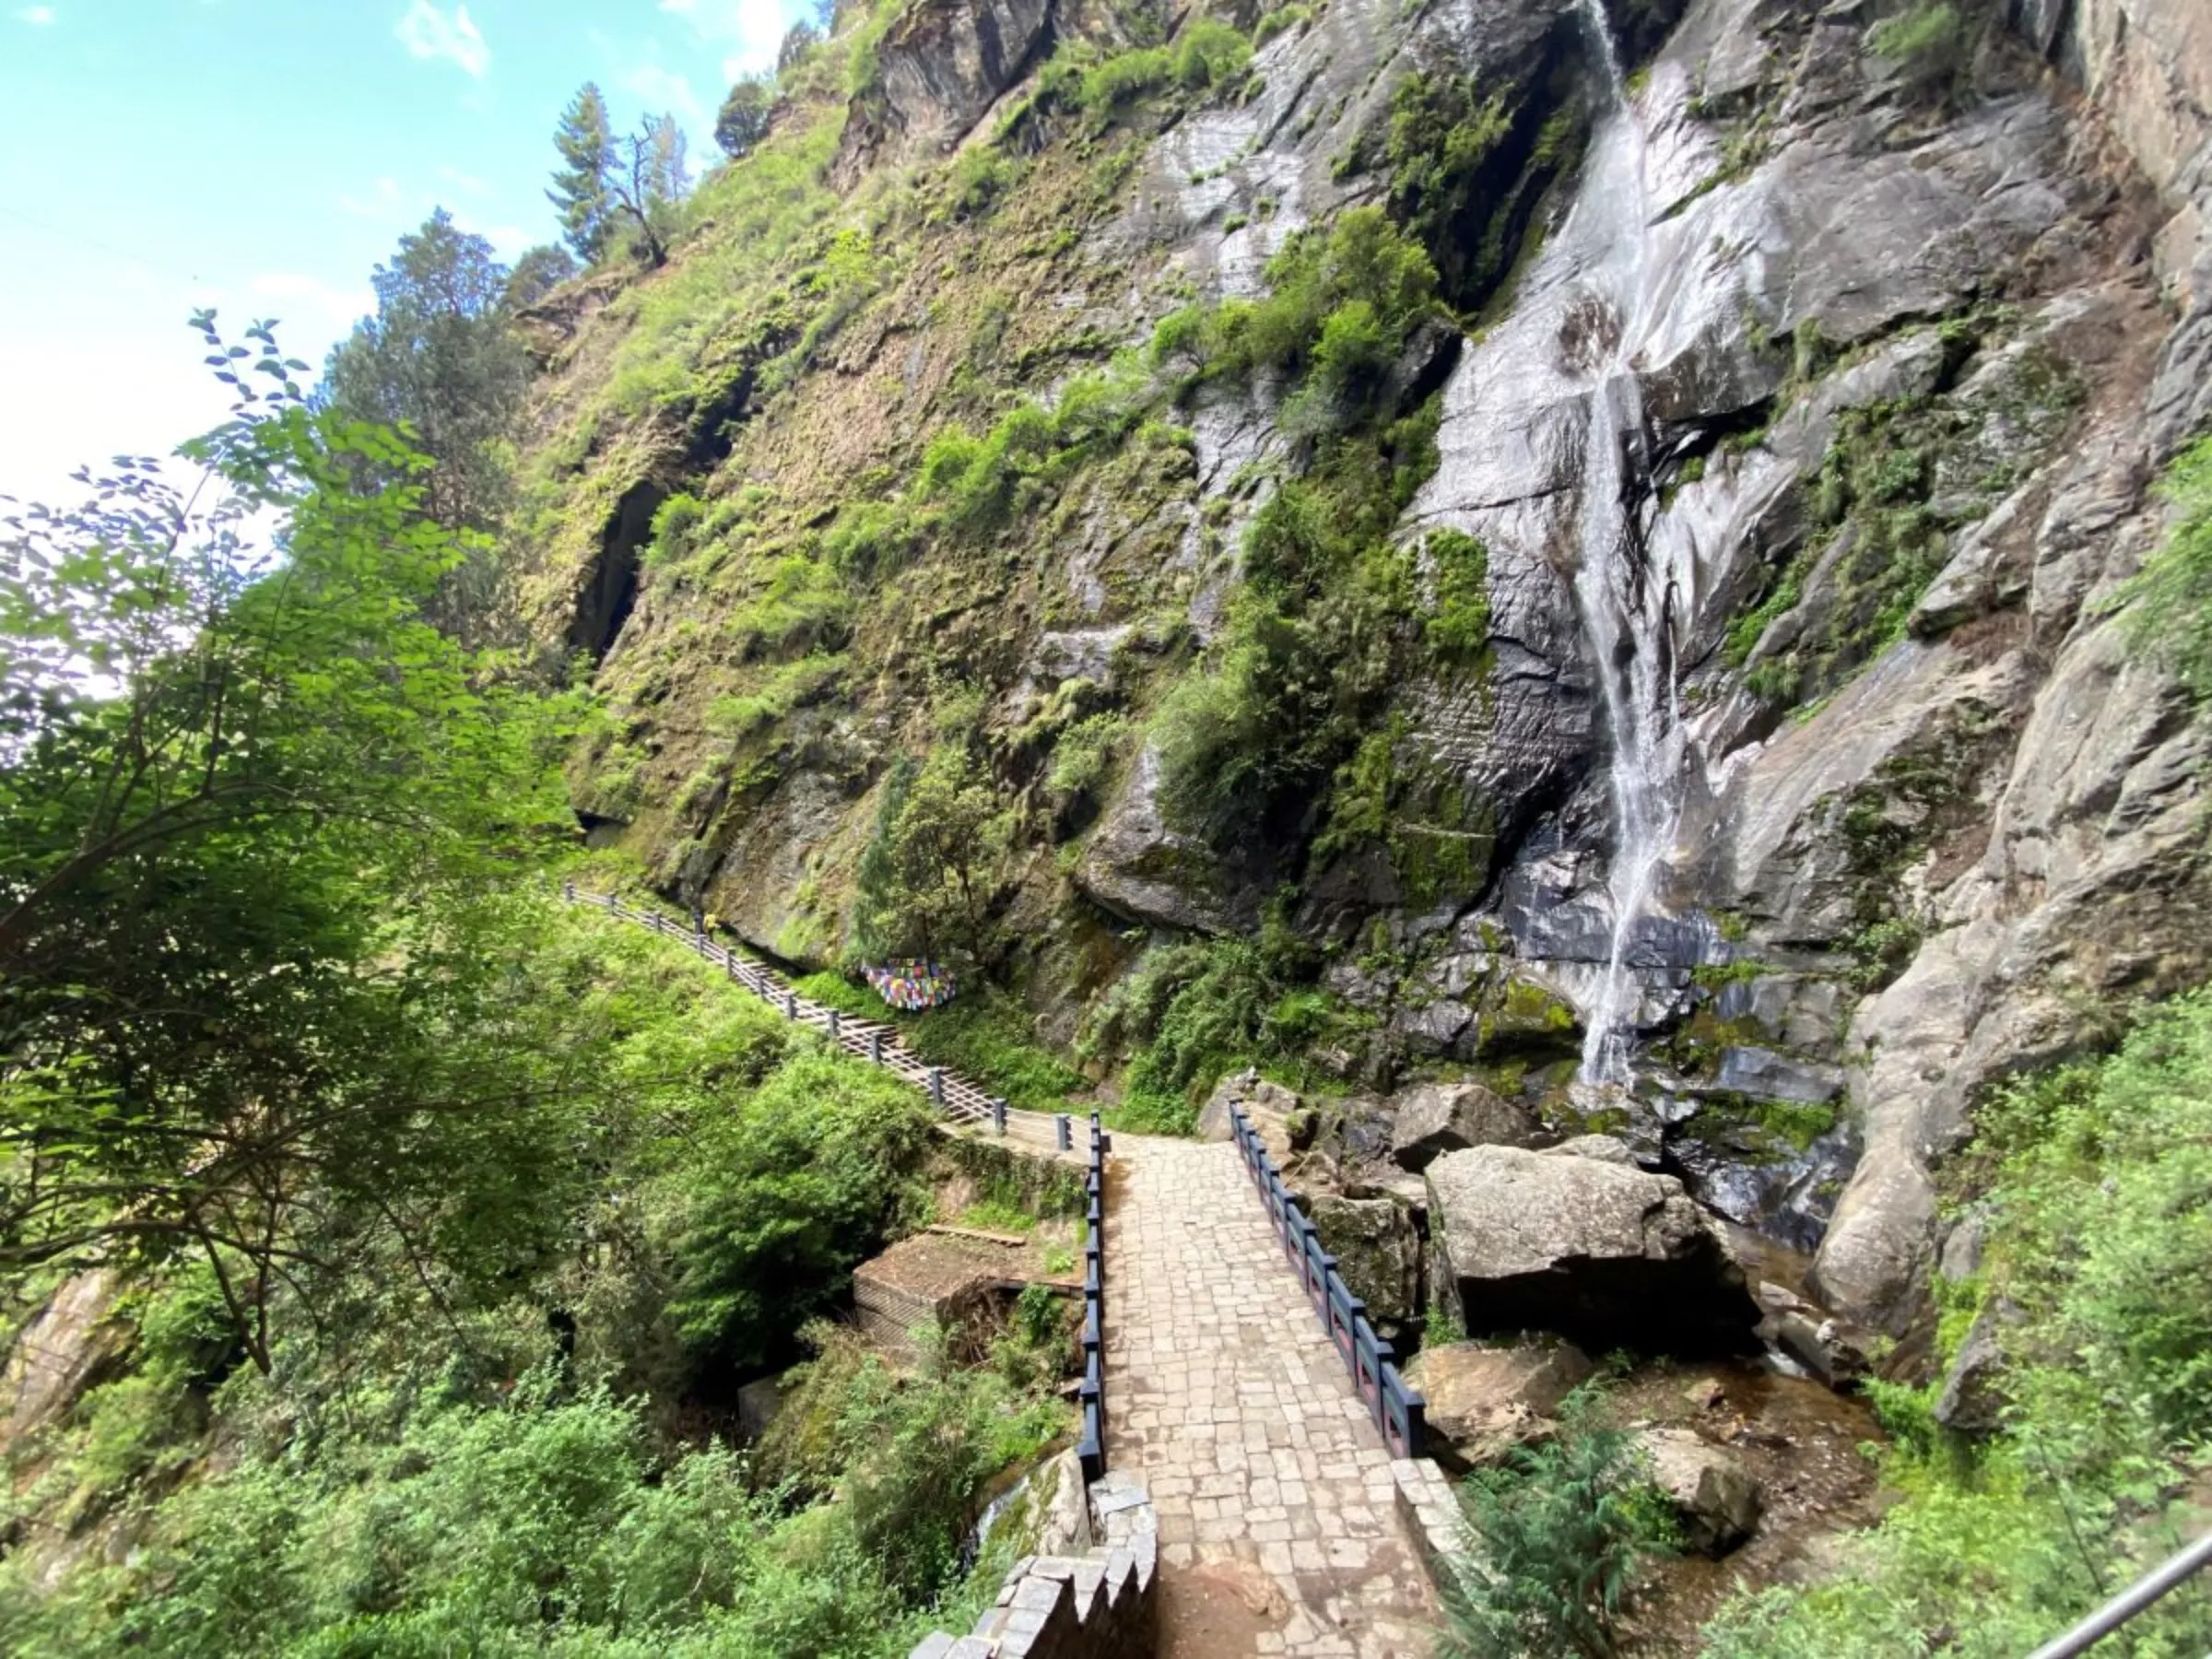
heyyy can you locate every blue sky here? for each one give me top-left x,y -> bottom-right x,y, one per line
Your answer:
0,0 -> 811,505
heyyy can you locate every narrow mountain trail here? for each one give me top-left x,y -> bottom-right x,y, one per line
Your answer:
1105,1135 -> 1437,1658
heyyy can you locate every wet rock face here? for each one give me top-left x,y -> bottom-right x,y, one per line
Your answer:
1425,1145 -> 1760,1353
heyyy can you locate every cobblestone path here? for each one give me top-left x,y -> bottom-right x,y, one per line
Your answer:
1104,1135 -> 1437,1658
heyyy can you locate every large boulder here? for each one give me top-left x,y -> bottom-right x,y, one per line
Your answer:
1308,1195 -> 1421,1331
1402,1339 -> 1595,1474
1388,1081 -> 1548,1172
1638,1430 -> 1764,1555
1425,1146 -> 1759,1353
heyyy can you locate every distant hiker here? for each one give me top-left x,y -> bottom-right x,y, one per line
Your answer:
704,910 -> 722,935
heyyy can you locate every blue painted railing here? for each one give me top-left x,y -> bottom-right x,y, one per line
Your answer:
1228,1103 -> 1427,1461
1077,1110 -> 1112,1483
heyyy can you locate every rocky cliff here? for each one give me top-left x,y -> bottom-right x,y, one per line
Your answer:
518,0 -> 2212,1362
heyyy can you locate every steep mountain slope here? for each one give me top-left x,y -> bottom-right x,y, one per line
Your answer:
516,0 -> 2212,1367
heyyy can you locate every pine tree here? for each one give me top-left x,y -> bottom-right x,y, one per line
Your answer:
547,83 -> 614,263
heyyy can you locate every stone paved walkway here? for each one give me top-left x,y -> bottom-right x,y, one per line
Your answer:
1105,1135 -> 1437,1658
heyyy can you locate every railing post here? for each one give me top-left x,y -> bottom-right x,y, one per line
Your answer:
868,1030 -> 883,1065
991,1096 -> 1007,1135
927,1067 -> 944,1111
1055,1114 -> 1071,1152
726,953 -> 736,982
562,879 -> 574,901
784,990 -> 798,1020
828,1009 -> 841,1043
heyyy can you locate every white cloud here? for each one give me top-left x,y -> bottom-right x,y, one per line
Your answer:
435,163 -> 488,195
620,63 -> 704,122
16,6 -> 55,23
394,1 -> 488,78
662,0 -> 798,80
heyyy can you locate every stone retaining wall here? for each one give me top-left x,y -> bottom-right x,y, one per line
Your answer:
910,1471 -> 1158,1659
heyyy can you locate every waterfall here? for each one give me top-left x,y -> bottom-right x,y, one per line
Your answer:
1562,0 -> 1684,1087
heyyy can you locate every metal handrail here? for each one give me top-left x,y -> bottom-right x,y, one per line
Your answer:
1228,1102 -> 1427,1461
1077,1112 -> 1112,1483
2024,1528 -> 2212,1659
560,883 -> 1070,1149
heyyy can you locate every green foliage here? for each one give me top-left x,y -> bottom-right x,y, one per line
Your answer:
0,323 -> 584,1371
714,75 -> 773,159
1076,46 -> 1175,124
1084,929 -> 1356,1133
0,1362 -> 1044,1658
915,359 -> 1151,542
947,144 -> 1022,220
1441,1385 -> 1676,1658
1153,403 -> 1439,848
1045,711 -> 1127,821
1381,73 -> 1527,307
1422,527 -> 1493,671
851,743 -> 1011,961
892,1002 -> 1087,1114
1703,990 -> 2212,1656
658,1053 -> 935,1371
1171,18 -> 1252,90
2107,431 -> 2212,700
823,497 -> 926,581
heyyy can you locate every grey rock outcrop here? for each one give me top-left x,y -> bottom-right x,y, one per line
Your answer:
1425,1146 -> 1759,1352
1388,1080 -> 1548,1171
1404,1339 -> 1595,1474
831,0 -> 1055,185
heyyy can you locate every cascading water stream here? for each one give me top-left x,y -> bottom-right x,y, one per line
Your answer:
1563,0 -> 1686,1088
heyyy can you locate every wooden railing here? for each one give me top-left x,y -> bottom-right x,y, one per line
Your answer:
1077,1111 -> 1112,1484
1228,1102 -> 1427,1461
560,884 -> 1076,1153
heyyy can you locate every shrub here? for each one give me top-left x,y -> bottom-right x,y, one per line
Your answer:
1077,46 -> 1173,124
1423,527 -> 1493,670
1441,1384 -> 1676,1658
1171,18 -> 1252,90
947,145 -> 1020,219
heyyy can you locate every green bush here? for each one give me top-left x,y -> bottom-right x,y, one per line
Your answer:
1441,1384 -> 1676,1658
947,145 -> 1021,220
1084,932 -> 1352,1133
1422,527 -> 1493,670
657,1051 -> 936,1372
1171,18 -> 1252,90
1076,46 -> 1173,124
